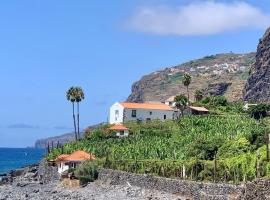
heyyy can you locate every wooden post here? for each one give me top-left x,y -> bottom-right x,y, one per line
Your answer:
265,129 -> 269,162
182,164 -> 186,179
214,153 -> 217,183
256,151 -> 261,178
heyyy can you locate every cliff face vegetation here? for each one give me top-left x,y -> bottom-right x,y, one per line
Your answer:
244,28 -> 270,102
127,53 -> 255,103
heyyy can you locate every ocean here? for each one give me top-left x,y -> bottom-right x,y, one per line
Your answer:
0,148 -> 45,174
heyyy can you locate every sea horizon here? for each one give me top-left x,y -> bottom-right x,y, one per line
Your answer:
0,148 -> 45,174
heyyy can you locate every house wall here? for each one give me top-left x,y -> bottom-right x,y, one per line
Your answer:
165,101 -> 176,107
116,130 -> 129,137
110,103 -> 124,124
57,162 -> 69,174
123,108 -> 174,122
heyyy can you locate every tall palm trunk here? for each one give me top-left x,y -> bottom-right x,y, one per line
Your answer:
72,102 -> 77,141
187,86 -> 190,104
77,102 -> 80,140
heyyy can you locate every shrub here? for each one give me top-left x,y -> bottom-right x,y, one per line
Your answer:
248,103 -> 270,120
247,129 -> 265,150
74,160 -> 99,183
201,96 -> 228,107
225,102 -> 245,113
217,137 -> 250,158
210,96 -> 228,106
194,90 -> 204,102
186,136 -> 223,160
201,96 -> 211,104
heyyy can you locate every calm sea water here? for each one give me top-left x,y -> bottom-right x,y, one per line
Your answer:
0,148 -> 45,174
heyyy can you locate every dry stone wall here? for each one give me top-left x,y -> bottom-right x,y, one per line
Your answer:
98,169 -> 244,200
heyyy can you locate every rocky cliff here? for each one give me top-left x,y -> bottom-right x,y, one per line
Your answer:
34,123 -> 104,148
244,28 -> 270,102
127,53 -> 255,103
35,133 -> 75,149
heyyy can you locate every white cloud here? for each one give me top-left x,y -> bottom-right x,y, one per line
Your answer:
128,1 -> 270,36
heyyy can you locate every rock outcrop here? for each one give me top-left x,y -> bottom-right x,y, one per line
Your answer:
203,82 -> 232,97
127,53 -> 255,103
244,28 -> 270,102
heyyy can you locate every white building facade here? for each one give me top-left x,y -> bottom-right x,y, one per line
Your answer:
109,102 -> 174,124
57,161 -> 70,174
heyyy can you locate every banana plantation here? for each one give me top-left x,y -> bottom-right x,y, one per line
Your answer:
48,109 -> 270,183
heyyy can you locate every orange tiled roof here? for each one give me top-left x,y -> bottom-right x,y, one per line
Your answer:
55,154 -> 70,162
120,102 -> 173,111
58,150 -> 96,162
109,124 -> 129,131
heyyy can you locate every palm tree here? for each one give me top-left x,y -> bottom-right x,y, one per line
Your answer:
174,94 -> 188,118
194,90 -> 204,102
66,87 -> 78,141
74,87 -> 85,140
182,73 -> 192,103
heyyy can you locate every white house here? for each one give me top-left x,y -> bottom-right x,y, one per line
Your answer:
56,154 -> 70,174
109,124 -> 129,137
109,102 -> 174,124
165,96 -> 176,107
55,150 -> 96,175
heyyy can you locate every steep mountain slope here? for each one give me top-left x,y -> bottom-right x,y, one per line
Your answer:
34,123 -> 104,148
244,28 -> 270,102
35,133 -> 74,149
128,53 -> 255,103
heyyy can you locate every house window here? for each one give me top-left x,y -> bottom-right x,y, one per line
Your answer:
120,131 -> 124,136
132,110 -> 137,117
71,163 -> 76,168
146,118 -> 151,122
149,111 -> 152,115
164,115 -> 167,120
115,110 -> 119,121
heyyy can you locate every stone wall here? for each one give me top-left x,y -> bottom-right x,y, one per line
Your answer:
37,159 -> 59,184
98,169 -> 244,200
243,179 -> 270,200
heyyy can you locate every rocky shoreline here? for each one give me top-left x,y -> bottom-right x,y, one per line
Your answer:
0,162 -> 182,200
2,161 -> 270,200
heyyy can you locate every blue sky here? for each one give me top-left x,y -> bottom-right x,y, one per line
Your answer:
0,0 -> 269,147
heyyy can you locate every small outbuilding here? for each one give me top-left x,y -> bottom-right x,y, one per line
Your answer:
186,106 -> 209,115
164,96 -> 176,107
109,124 -> 129,137
55,150 -> 96,174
